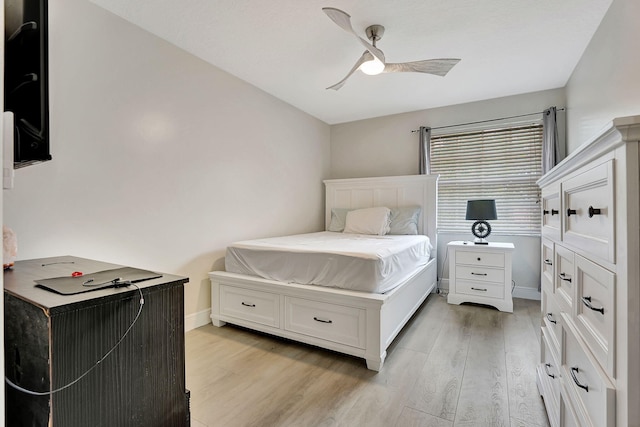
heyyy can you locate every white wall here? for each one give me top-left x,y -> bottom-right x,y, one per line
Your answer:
565,0 -> 640,152
331,88 -> 566,296
3,0 -> 330,325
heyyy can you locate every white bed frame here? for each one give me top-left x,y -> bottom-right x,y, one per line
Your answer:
209,175 -> 439,371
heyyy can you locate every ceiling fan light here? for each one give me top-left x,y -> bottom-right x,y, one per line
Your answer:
360,57 -> 385,75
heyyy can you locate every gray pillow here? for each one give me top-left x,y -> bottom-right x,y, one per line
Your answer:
388,206 -> 421,235
327,208 -> 352,232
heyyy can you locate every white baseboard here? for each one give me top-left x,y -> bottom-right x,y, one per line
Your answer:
185,309 -> 212,332
512,286 -> 541,300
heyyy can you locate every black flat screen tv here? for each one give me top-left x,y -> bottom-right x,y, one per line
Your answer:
4,0 -> 51,168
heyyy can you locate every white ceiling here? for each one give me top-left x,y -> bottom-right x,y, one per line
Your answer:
90,0 -> 612,125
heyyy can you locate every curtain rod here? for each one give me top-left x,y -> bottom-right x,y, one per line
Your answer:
410,107 -> 565,133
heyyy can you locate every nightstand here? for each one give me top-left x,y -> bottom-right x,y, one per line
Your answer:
446,241 -> 515,313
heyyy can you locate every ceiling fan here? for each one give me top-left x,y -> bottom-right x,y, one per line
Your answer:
322,7 -> 461,90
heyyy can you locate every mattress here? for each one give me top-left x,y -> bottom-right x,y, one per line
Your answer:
224,231 -> 433,293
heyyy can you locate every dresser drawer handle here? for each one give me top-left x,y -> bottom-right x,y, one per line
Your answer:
241,302 -> 256,308
588,206 -> 602,218
545,313 -> 557,324
567,208 -> 577,217
558,273 -> 572,283
543,259 -> 553,266
471,287 -> 487,292
313,317 -> 333,324
551,209 -> 559,216
570,366 -> 589,392
544,363 -> 556,379
543,210 -> 549,215
471,272 -> 488,276
581,296 -> 605,314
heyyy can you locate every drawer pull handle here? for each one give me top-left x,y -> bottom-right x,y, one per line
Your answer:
471,272 -> 488,276
581,296 -> 605,314
543,210 -> 549,215
544,363 -> 556,378
471,287 -> 487,292
558,273 -> 572,283
570,366 -> 589,392
567,208 -> 577,217
545,313 -> 557,324
241,302 -> 256,308
588,206 -> 602,218
543,259 -> 553,266
477,257 -> 481,261
313,317 -> 333,324
551,209 -> 559,216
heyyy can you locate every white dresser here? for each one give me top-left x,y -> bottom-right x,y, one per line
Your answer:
536,116 -> 640,427
447,241 -> 514,313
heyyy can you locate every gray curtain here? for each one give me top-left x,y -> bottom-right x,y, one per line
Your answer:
419,126 -> 431,174
542,107 -> 559,174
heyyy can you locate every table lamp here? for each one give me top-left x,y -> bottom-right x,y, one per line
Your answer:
465,199 -> 497,244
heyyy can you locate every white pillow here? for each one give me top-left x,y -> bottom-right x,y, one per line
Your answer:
343,207 -> 391,235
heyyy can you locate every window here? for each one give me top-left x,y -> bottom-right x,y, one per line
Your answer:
429,123 -> 543,235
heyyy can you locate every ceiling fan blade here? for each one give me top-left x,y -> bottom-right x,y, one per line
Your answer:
384,58 -> 461,76
322,7 -> 385,63
326,52 -> 369,91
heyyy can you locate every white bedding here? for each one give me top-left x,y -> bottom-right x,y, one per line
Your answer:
224,231 -> 433,293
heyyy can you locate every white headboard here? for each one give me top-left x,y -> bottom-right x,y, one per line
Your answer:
323,175 -> 439,256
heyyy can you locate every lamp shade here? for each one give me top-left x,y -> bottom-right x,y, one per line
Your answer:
465,199 -> 497,220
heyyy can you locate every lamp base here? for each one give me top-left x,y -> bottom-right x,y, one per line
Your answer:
473,238 -> 489,245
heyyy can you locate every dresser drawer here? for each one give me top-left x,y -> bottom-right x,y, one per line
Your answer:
542,238 -> 555,288
454,280 -> 504,299
220,285 -> 280,327
542,289 -> 562,353
455,265 -> 504,283
539,327 -> 561,425
554,245 -> 575,312
562,160 -> 615,264
562,316 -> 616,427
455,250 -> 504,268
560,386 -> 583,427
541,182 -> 562,241
284,297 -> 365,349
574,255 -> 615,377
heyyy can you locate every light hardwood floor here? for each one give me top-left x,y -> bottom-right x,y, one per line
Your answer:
185,294 -> 549,427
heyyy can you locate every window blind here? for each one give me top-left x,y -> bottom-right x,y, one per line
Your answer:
430,124 -> 543,235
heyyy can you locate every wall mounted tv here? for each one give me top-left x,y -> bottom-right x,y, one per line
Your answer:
4,0 -> 51,168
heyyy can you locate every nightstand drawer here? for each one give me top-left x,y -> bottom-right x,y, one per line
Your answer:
455,280 -> 504,299
455,265 -> 504,283
456,250 -> 505,268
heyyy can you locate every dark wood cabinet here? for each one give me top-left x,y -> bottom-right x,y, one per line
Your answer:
4,256 -> 190,426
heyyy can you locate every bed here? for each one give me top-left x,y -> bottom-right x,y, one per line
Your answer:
209,174 -> 439,371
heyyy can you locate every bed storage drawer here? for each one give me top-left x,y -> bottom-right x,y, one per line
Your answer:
284,297 -> 366,349
561,315 -> 615,427
220,285 -> 280,327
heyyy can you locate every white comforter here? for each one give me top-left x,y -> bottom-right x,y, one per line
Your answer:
224,231 -> 432,293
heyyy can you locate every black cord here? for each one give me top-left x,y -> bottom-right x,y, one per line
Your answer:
5,283 -> 144,396
437,246 -> 449,295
